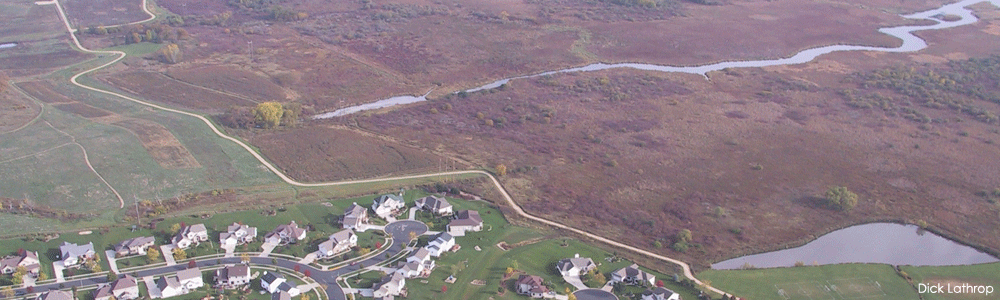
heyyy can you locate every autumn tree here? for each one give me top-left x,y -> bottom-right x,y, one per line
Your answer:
241,253 -> 251,264
825,186 -> 858,211
676,229 -> 692,243
1,286 -> 14,298
172,248 -> 187,261
146,247 -> 161,263
253,102 -> 284,128
496,164 -> 507,176
157,43 -> 182,64
441,285 -> 447,293
170,223 -> 182,235
567,293 -> 577,300
280,102 -> 302,127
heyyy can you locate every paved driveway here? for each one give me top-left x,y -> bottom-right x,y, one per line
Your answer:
563,274 -> 588,290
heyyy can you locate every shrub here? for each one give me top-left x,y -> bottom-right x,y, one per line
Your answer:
824,186 -> 858,211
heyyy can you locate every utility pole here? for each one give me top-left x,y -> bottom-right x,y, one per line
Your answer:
248,40 -> 254,62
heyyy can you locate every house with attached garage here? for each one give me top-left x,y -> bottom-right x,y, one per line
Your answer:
516,274 -> 550,298
215,265 -> 251,288
447,210 -> 483,236
372,272 -> 406,298
59,242 -> 95,267
1,249 -> 40,277
114,236 -> 155,257
94,275 -> 139,300
36,290 -> 74,300
265,221 -> 307,245
271,291 -> 291,300
372,194 -> 406,219
611,264 -> 656,286
557,254 -> 597,277
156,275 -> 183,298
172,224 -> 209,249
220,223 -> 257,247
177,267 -> 204,290
425,232 -> 455,257
342,203 -> 368,229
407,248 -> 431,265
641,287 -> 681,300
260,271 -> 300,297
318,229 -> 357,258
415,195 -> 452,216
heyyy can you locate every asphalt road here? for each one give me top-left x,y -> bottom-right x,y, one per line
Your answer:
574,289 -> 618,300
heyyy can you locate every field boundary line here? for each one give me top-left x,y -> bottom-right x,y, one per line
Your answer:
41,120 -> 125,208
1,81 -> 47,136
42,0 -> 735,296
0,142 -> 74,165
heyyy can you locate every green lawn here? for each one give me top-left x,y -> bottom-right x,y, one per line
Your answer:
700,263 -> 918,300
900,262 -> 1000,300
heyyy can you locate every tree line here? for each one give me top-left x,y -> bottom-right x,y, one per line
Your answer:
218,102 -> 302,129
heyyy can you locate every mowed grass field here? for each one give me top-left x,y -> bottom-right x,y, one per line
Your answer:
901,263 -> 1000,300
700,264 -> 918,300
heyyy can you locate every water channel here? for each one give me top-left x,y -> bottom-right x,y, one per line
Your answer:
313,0 -> 1000,119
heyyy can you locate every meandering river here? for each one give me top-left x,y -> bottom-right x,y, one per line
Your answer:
314,0 -> 1000,119
711,223 -> 999,269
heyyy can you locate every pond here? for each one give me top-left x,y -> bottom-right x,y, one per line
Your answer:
0,42 -> 17,49
711,223 -> 999,269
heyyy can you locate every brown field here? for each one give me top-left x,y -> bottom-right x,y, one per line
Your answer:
0,3 -> 92,76
71,0 -> 1000,270
339,51 -> 1000,268
54,103 -> 112,118
137,0 -> 963,113
112,119 -> 201,169
250,126 -> 443,182
166,65 -> 289,102
102,72 -> 255,111
61,0 -> 148,28
0,87 -> 40,132
16,81 -> 74,104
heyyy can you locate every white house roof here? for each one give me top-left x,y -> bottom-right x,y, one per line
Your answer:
177,267 -> 201,282
557,257 -> 595,273
329,229 -> 355,244
60,242 -> 95,259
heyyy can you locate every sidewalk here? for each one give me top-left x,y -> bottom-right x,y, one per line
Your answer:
297,252 -> 317,264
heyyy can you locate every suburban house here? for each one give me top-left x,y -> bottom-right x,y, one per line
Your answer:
372,194 -> 405,219
318,229 -> 357,258
406,248 -> 431,265
59,241 -> 95,267
36,290 -> 74,300
415,196 -> 452,215
215,265 -> 251,288
177,267 -> 204,290
447,210 -> 483,236
611,264 -> 656,286
400,248 -> 435,278
1,250 -> 40,276
114,236 -> 155,257
395,261 -> 424,278
172,224 -> 209,249
372,272 -> 406,298
556,254 -> 597,277
515,275 -> 550,298
425,232 -> 455,257
220,223 -> 257,247
260,271 -> 300,297
342,203 -> 368,229
641,287 -> 681,300
264,221 -> 307,245
271,291 -> 291,300
94,275 -> 139,300
156,276 -> 184,298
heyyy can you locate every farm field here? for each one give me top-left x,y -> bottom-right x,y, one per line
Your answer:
61,0 -> 149,29
251,126 -> 445,182
700,264 -> 919,300
0,2 -> 92,77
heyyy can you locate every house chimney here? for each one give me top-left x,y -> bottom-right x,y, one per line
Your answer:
574,253 -> 579,258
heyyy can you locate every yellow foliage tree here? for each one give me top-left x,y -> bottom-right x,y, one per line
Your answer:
254,102 -> 284,128
146,247 -> 161,263
496,164 -> 507,176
